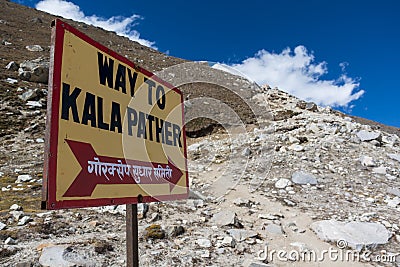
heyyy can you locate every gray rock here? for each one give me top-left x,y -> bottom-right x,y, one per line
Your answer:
387,187 -> 400,197
17,216 -> 32,226
288,144 -> 304,152
388,153 -> 400,163
18,58 -> 49,83
382,135 -> 398,146
283,199 -> 296,206
216,247 -> 225,254
18,70 -> 31,80
187,143 -> 202,152
137,203 -> 149,218
39,245 -> 75,267
31,17 -> 43,23
288,135 -> 300,144
275,178 -> 291,189
286,222 -> 303,233
291,171 -> 317,185
227,229 -> 257,242
356,130 -> 381,142
311,219 -> 391,251
200,250 -> 210,258
26,101 -> 42,108
6,77 -> 18,84
242,147 -> 251,157
18,88 -> 41,101
387,197 -> 400,208
16,174 -> 33,183
196,238 -> 211,248
25,45 -> 43,52
0,222 -> 6,230
360,156 -> 376,167
10,211 -> 24,221
295,100 -> 307,109
188,189 -> 207,200
211,210 -> 241,227
5,61 -> 18,71
386,174 -> 397,180
95,205 -> 126,215
308,123 -> 320,134
349,135 -> 361,144
372,166 -> 386,174
265,224 -> 283,235
10,204 -> 22,211
258,213 -> 283,220
186,199 -> 204,209
370,140 -> 381,146
147,212 -> 160,223
221,236 -> 236,247
166,225 -> 185,237
305,102 -> 318,112
233,198 -> 250,207
5,237 -> 17,245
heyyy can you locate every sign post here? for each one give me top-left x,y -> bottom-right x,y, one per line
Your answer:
126,204 -> 139,267
42,19 -> 189,266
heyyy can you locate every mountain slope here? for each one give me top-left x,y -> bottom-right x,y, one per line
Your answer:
0,1 -> 399,266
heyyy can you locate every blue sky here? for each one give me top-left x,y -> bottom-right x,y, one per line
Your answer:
15,0 -> 400,127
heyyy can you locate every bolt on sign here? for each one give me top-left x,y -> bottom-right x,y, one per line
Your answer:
42,19 -> 189,209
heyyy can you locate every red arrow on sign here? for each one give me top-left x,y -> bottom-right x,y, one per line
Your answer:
62,139 -> 183,197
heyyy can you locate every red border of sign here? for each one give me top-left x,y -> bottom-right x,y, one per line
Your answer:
42,19 -> 189,209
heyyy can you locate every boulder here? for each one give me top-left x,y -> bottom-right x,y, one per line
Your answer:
220,236 -> 236,247
10,204 -> 22,211
387,187 -> 400,197
227,229 -> 257,242
388,153 -> 400,163
18,88 -> 43,101
39,245 -> 77,267
211,210 -> 242,227
18,57 -> 49,83
265,224 -> 283,235
305,102 -> 318,112
196,238 -> 211,248
311,219 -> 391,251
5,61 -> 18,71
17,216 -> 32,226
356,130 -> 382,142
16,174 -> 33,183
288,144 -> 304,152
360,156 -> 376,167
25,45 -> 43,52
5,237 -> 17,245
275,178 -> 291,189
291,171 -> 318,185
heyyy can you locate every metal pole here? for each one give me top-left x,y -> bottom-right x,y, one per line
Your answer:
126,204 -> 139,267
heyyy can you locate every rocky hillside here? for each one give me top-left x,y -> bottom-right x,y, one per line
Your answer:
0,0 -> 400,266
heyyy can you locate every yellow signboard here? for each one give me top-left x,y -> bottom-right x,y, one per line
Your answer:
42,19 -> 188,209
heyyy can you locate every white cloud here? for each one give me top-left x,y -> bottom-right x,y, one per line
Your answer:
214,46 -> 364,107
212,63 -> 255,81
35,0 -> 156,48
